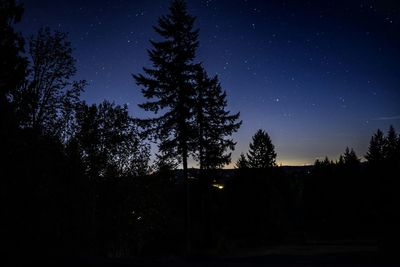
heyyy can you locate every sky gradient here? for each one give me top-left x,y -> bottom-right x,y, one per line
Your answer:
17,0 -> 400,166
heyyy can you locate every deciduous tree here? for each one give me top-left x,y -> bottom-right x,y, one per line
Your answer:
13,27 -> 86,137
74,101 -> 150,178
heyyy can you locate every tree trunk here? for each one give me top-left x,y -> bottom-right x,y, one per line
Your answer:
182,143 -> 191,254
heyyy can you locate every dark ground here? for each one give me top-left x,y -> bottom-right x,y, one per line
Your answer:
8,241 -> 399,267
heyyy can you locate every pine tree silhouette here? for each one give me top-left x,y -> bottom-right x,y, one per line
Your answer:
134,0 -> 199,253
134,0 -> 198,181
192,65 -> 241,170
154,148 -> 179,174
366,129 -> 385,166
384,125 -> 399,163
247,129 -> 277,169
342,147 -> 360,167
235,153 -> 249,169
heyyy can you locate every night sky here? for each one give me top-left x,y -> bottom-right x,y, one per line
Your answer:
17,0 -> 400,166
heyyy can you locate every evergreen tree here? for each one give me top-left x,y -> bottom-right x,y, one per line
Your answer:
314,159 -> 321,167
322,156 -> 332,166
342,147 -> 360,167
315,156 -> 332,169
384,125 -> 399,163
134,0 -> 199,183
154,148 -> 179,174
192,65 -> 241,170
235,153 -> 249,169
247,129 -> 277,169
337,155 -> 345,166
365,129 -> 385,166
134,1 -> 199,251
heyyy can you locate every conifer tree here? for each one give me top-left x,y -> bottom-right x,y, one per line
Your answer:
247,129 -> 277,169
322,156 -> 332,166
154,149 -> 179,174
384,125 -> 399,163
134,0 -> 199,252
134,0 -> 198,184
337,155 -> 345,166
192,65 -> 241,170
366,129 -> 385,166
235,153 -> 249,169
342,147 -> 360,166
314,159 -> 321,167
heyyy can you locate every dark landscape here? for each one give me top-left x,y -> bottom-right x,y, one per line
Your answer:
1,0 -> 400,266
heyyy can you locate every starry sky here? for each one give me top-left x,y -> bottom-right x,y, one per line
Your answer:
17,0 -> 400,166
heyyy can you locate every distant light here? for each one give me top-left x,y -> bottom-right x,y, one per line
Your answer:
212,183 -> 224,190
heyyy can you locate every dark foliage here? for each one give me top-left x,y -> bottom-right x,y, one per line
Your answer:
247,129 -> 277,169
0,0 -> 27,131
1,1 -> 158,261
365,126 -> 400,257
192,65 -> 241,170
235,152 -> 249,169
154,148 -> 179,174
12,27 -> 86,137
73,101 -> 151,178
365,129 -> 386,166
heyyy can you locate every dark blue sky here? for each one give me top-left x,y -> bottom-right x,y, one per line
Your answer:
18,0 -> 400,166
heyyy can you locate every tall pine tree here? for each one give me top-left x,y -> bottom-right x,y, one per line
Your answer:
192,65 -> 241,170
134,0 -> 199,253
134,0 -> 198,182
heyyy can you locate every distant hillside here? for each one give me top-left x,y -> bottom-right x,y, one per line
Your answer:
173,165 -> 314,184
